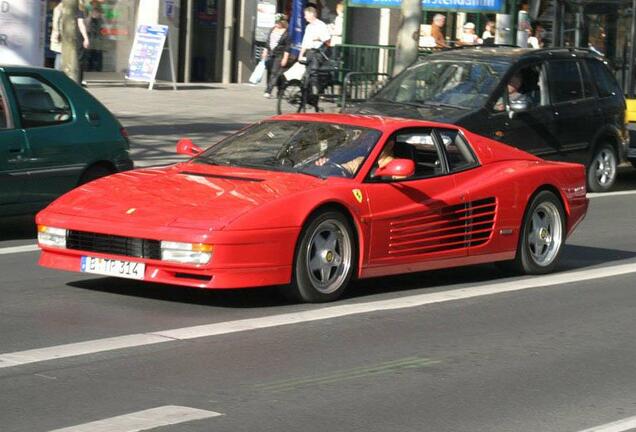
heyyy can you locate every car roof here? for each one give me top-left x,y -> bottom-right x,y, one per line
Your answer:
0,65 -> 68,79
271,113 -> 461,131
420,46 -> 602,64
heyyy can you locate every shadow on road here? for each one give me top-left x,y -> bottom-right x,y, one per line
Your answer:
65,244 -> 636,309
0,215 -> 37,241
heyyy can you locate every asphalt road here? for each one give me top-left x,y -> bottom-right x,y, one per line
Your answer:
1,178 -> 636,431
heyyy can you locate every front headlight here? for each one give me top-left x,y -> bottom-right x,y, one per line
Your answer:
161,241 -> 213,264
38,225 -> 67,248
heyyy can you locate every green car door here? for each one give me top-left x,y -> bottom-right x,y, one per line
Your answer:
6,73 -> 87,207
0,72 -> 29,211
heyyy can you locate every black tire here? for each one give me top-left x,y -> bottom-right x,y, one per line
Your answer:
277,80 -> 305,115
285,210 -> 357,303
505,190 -> 566,275
587,144 -> 617,193
79,165 -> 114,185
630,160 -> 636,170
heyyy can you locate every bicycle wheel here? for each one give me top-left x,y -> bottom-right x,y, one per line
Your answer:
277,80 -> 305,114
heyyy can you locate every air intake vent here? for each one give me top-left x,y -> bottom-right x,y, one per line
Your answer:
179,171 -> 263,182
388,197 -> 496,256
67,230 -> 161,260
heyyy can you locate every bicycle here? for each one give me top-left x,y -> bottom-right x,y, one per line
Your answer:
277,53 -> 340,115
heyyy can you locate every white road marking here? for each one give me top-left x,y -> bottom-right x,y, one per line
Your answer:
587,190 -> 636,198
1,261 -> 636,369
48,405 -> 222,432
0,244 -> 39,255
577,415 -> 636,432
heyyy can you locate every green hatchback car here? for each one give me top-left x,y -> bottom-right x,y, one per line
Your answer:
0,66 -> 133,216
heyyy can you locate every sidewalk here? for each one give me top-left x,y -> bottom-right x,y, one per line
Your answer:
88,83 -> 339,167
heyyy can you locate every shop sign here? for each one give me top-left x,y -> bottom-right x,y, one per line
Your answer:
126,24 -> 168,83
347,0 -> 504,12
0,0 -> 46,66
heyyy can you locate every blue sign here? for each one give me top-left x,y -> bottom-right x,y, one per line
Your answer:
348,0 -> 504,12
126,25 -> 169,82
289,0 -> 306,56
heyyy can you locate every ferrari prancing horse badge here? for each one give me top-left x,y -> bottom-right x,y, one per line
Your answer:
352,189 -> 363,203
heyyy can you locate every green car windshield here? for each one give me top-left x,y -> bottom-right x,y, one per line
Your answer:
375,60 -> 510,109
193,121 -> 382,179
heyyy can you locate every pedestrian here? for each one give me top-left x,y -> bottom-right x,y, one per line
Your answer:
85,1 -> 103,72
482,20 -> 496,45
329,1 -> 344,47
459,22 -> 481,45
262,14 -> 291,98
299,5 -> 331,94
431,14 -> 449,48
50,0 -> 90,79
527,21 -> 544,48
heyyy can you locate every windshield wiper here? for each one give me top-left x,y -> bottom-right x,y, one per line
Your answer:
421,101 -> 469,110
193,155 -> 233,166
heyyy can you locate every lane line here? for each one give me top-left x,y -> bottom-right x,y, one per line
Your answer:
1,261 -> 636,370
0,244 -> 39,255
48,405 -> 222,432
577,415 -> 636,432
587,190 -> 636,198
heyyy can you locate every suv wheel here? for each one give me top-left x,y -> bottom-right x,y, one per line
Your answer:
587,144 -> 617,193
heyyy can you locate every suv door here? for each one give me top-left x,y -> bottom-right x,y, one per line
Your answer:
486,61 -> 558,157
7,74 -> 85,206
0,72 -> 28,208
546,59 -> 600,163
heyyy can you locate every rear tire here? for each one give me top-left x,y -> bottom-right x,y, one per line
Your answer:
79,165 -> 113,185
284,210 -> 356,303
505,190 -> 566,275
587,144 -> 617,192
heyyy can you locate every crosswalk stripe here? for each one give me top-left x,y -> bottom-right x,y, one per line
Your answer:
48,405 -> 222,432
576,415 -> 636,432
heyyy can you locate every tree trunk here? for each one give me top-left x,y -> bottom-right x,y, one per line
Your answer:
61,0 -> 80,83
392,0 -> 421,76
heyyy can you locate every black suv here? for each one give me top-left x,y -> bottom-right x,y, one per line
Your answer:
355,47 -> 628,192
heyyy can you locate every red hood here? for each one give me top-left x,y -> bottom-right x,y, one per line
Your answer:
43,163 -> 323,231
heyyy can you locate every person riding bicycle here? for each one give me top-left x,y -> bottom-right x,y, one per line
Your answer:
299,6 -> 331,98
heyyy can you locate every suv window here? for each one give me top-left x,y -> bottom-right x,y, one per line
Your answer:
437,129 -> 477,172
586,59 -> 621,98
548,61 -> 585,103
8,75 -> 72,128
494,63 -> 549,112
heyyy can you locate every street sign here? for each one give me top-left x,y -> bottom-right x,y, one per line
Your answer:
126,24 -> 176,90
347,0 -> 505,12
0,0 -> 46,66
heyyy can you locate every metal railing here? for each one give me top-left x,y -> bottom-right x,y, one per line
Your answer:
339,72 -> 391,110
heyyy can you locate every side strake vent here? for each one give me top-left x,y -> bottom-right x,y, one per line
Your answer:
388,197 -> 496,256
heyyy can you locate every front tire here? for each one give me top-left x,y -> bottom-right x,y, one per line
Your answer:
508,190 -> 566,275
587,144 -> 617,192
286,210 -> 356,303
79,164 -> 114,186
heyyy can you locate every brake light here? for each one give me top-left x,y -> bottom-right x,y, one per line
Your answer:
120,127 -> 129,139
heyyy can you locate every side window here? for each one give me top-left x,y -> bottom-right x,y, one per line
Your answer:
387,129 -> 445,179
579,61 -> 595,98
548,61 -> 584,103
437,128 -> 478,172
586,59 -> 621,98
0,86 -> 8,129
8,75 -> 72,128
493,63 -> 548,112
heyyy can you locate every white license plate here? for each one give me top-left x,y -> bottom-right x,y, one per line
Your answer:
80,256 -> 145,280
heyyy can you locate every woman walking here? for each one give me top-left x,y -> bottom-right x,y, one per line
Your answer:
262,14 -> 291,98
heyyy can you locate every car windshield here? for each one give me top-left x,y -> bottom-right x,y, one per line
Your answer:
193,120 -> 382,179
374,59 -> 510,109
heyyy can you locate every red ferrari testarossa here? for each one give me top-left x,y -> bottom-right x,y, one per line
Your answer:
37,114 -> 588,302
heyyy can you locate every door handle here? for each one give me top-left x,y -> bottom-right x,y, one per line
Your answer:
9,148 -> 21,153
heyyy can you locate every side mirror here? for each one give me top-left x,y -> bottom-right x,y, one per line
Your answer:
373,158 -> 415,179
176,138 -> 203,157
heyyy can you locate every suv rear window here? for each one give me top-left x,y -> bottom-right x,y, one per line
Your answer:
548,60 -> 585,103
586,59 -> 621,98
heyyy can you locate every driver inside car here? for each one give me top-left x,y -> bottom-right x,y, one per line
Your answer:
315,139 -> 399,177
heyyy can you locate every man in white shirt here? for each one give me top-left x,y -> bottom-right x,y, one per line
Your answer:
299,6 -> 331,97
